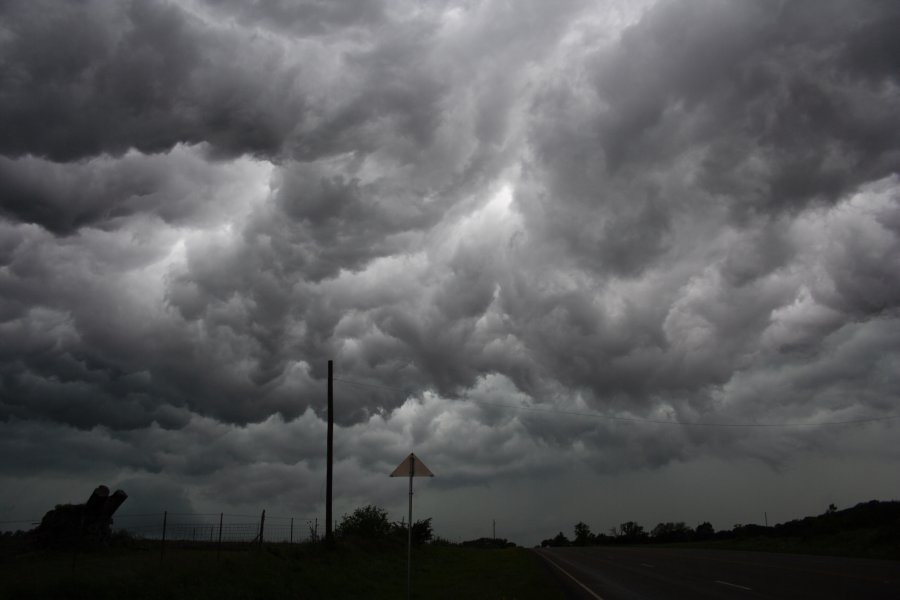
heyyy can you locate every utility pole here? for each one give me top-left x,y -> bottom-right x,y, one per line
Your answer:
493,519 -> 496,540
326,360 -> 334,542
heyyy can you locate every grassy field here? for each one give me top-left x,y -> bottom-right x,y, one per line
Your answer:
662,528 -> 900,561
0,541 -> 565,600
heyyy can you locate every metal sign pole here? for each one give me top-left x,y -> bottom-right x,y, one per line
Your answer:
391,453 -> 433,600
407,454 -> 415,600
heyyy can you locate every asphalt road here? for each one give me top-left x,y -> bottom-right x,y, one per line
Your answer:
535,546 -> 900,599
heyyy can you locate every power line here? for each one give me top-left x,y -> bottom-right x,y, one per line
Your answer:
332,376 -> 900,428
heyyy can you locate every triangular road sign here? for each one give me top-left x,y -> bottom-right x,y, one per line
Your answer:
390,453 -> 434,477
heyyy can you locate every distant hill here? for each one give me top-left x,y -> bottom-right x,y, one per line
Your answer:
541,500 -> 900,559
703,500 -> 900,559
718,500 -> 900,542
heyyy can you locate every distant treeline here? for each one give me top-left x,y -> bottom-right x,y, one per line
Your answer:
540,500 -> 900,548
460,537 -> 516,549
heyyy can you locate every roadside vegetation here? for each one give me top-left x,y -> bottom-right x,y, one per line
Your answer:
540,499 -> 900,560
0,505 -> 564,600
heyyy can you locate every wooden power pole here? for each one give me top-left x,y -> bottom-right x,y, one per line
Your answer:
326,359 -> 334,541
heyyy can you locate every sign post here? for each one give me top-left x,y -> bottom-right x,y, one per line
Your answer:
391,453 -> 434,600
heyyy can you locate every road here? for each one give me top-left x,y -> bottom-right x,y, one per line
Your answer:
535,546 -> 900,599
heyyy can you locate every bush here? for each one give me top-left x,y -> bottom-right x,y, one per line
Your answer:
337,505 -> 434,546
395,517 -> 434,545
540,532 -> 570,547
337,505 -> 393,539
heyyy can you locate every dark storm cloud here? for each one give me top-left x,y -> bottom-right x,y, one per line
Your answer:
2,0 -> 900,542
2,0 -> 897,429
196,0 -> 390,37
0,0 -> 304,161
0,418 -> 162,477
0,176 -> 319,430
509,0 -> 900,418
0,146 -> 260,235
525,0 -> 900,244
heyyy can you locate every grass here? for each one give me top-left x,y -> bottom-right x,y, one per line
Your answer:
0,541 -> 565,600
661,528 -> 900,561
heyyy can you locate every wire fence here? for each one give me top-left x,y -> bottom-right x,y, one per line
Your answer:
1,510 -> 320,559
111,512 -> 318,545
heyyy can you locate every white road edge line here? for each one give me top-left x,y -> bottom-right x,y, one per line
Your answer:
541,553 -> 606,600
715,580 -> 752,591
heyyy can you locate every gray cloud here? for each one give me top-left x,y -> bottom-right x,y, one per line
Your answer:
0,1 -> 309,161
0,145 -> 266,235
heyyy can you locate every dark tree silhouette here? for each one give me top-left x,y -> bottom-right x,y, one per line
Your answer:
617,521 -> 647,543
650,522 -> 691,543
695,521 -> 715,540
540,531 -> 571,547
574,521 -> 593,546
396,517 -> 434,545
539,500 -> 900,553
336,505 -> 393,539
337,505 -> 433,545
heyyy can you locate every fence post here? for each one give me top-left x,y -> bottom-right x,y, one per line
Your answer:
217,512 -> 223,560
290,517 -> 294,544
258,510 -> 266,548
160,511 -> 167,561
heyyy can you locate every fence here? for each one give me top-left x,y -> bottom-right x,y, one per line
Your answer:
112,512 -> 318,544
1,510 -> 319,559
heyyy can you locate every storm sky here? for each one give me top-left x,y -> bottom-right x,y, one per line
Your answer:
2,0 -> 899,545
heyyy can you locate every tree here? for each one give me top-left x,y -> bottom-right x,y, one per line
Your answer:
540,532 -> 571,548
617,521 -> 647,543
574,521 -> 593,546
337,505 -> 393,539
695,521 -> 715,540
650,522 -> 691,543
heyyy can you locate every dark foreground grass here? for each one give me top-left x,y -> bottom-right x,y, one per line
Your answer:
662,528 -> 900,561
0,541 -> 565,600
